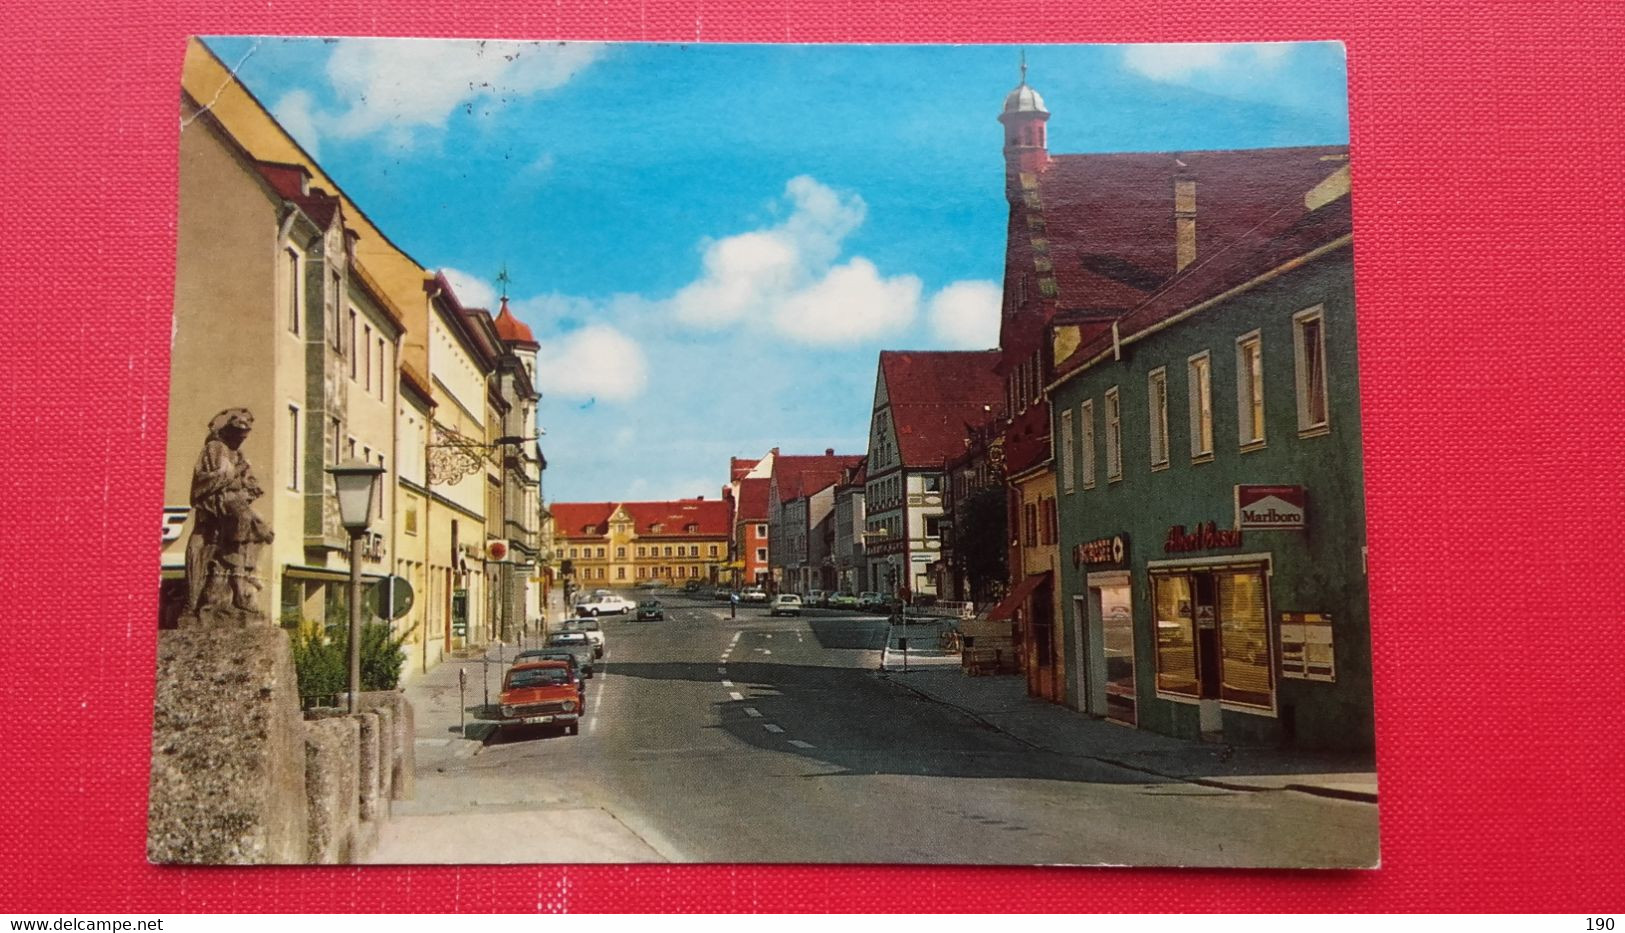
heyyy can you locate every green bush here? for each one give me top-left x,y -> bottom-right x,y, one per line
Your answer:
289,622 -> 413,704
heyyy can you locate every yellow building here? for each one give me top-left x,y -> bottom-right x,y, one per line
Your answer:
551,500 -> 732,591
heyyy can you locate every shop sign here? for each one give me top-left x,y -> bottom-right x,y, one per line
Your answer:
161,507 -> 190,544
1163,521 -> 1244,553
1280,612 -> 1335,682
1072,534 -> 1129,569
1235,485 -> 1307,530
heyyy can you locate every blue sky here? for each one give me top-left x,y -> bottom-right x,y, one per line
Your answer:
204,37 -> 1349,503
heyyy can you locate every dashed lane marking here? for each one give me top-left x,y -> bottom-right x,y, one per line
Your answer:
717,666 -> 727,674
744,708 -> 762,718
763,724 -> 784,733
721,680 -> 733,687
729,692 -> 744,701
730,632 -> 741,645
788,739 -> 815,749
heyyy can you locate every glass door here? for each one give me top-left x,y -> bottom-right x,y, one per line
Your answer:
1100,584 -> 1136,725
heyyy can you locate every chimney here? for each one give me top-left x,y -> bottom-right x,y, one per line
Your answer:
825,448 -> 834,456
1175,175 -> 1197,272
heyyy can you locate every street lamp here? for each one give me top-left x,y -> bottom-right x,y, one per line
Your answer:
327,460 -> 387,714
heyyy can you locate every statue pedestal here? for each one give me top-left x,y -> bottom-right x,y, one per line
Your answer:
147,624 -> 307,863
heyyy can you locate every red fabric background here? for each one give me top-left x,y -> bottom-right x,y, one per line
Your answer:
1,0 -> 1621,913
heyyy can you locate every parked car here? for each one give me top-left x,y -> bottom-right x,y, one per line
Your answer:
829,592 -> 859,610
512,649 -> 585,702
682,579 -> 705,593
805,589 -> 827,608
544,631 -> 595,677
769,594 -> 803,617
742,587 -> 769,603
498,661 -> 582,735
577,593 -> 634,616
636,599 -> 664,621
565,617 -> 606,657
858,591 -> 886,611
713,587 -> 734,600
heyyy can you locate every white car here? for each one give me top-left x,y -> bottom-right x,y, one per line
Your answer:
742,587 -> 769,603
576,594 -> 633,616
565,617 -> 606,657
769,594 -> 803,617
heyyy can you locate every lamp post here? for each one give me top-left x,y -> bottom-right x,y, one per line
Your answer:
327,460 -> 387,714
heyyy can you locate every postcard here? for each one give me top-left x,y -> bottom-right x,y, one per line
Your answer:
150,37 -> 1375,867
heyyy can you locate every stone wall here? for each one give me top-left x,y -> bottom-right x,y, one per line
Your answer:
148,625 -> 415,864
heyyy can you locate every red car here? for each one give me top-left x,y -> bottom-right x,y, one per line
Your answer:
498,661 -> 583,735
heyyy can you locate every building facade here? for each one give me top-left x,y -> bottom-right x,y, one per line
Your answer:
1048,162 -> 1366,750
552,500 -> 732,588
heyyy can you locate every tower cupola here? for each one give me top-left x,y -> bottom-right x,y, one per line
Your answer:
998,55 -> 1050,176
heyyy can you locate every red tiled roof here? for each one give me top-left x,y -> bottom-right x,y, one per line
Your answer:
878,351 -> 1006,468
772,453 -> 866,502
1055,175 -> 1353,381
1000,146 -> 1349,354
734,477 -> 770,522
255,161 -> 340,229
551,499 -> 732,538
492,297 -> 539,349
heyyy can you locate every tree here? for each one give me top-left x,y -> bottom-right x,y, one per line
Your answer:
952,485 -> 1008,606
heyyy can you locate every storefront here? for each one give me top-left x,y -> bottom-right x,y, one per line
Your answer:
1069,534 -> 1136,726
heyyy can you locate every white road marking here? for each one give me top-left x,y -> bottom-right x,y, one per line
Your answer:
730,632 -> 741,645
729,692 -> 744,701
763,724 -> 784,733
788,739 -> 815,749
717,666 -> 727,674
764,634 -> 773,639
744,708 -> 762,718
755,648 -> 772,655
721,680 -> 733,687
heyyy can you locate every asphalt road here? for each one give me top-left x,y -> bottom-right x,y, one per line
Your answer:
372,594 -> 1378,866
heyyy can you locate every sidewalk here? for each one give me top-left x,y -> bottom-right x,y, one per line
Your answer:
882,665 -> 1378,803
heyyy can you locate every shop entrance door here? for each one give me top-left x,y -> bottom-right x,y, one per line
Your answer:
1193,574 -> 1223,738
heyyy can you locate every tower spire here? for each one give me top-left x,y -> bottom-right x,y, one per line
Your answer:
496,263 -> 512,302
1020,49 -> 1027,86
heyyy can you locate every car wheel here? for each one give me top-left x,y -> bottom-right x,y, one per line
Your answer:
590,608 -> 600,616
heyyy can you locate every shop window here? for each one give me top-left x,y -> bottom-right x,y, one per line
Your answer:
1080,400 -> 1097,489
1236,332 -> 1266,448
1188,351 -> 1214,460
1059,408 -> 1075,492
1148,367 -> 1170,469
1152,574 -> 1199,697
1293,307 -> 1330,435
1105,387 -> 1123,481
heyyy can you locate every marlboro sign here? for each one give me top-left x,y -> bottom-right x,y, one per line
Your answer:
1235,485 -> 1307,531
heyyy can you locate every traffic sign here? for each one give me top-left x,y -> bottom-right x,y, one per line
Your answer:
370,575 -> 415,621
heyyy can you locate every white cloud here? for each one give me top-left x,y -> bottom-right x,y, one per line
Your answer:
440,267 -> 497,310
773,259 -> 921,344
533,325 -> 648,403
283,39 -> 604,151
928,280 -> 1001,349
668,175 -> 918,344
271,89 -> 321,158
1121,42 -> 1293,83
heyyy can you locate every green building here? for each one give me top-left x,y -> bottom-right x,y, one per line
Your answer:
1047,168 -> 1372,750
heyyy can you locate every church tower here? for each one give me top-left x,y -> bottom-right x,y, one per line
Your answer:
998,55 -> 1050,194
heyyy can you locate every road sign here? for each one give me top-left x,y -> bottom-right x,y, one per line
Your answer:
369,575 -> 415,621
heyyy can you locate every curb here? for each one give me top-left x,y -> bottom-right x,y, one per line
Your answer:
884,672 -> 1378,804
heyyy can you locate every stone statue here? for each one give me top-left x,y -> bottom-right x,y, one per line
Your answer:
186,408 -> 274,619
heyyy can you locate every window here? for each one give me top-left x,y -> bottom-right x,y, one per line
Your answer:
405,504 -> 418,535
617,567 -> 626,580
664,546 -> 673,557
637,546 -> 646,558
1105,387 -> 1123,481
378,338 -> 387,401
1024,502 -> 1038,548
922,474 -> 941,493
328,272 -> 342,350
595,547 -> 605,559
677,566 -> 686,578
1148,368 -> 1170,469
363,324 -> 373,392
569,548 -> 578,559
1046,497 -> 1059,545
691,545 -> 700,557
1293,307 -> 1330,434
1237,332 -> 1266,448
709,545 -> 719,557
1152,574 -> 1198,698
756,523 -> 767,538
924,515 -> 942,539
756,547 -> 767,561
1059,408 -> 1075,492
376,454 -> 386,519
285,248 -> 301,335
328,417 -> 342,466
1188,352 -> 1214,459
287,404 -> 301,490
1080,400 -> 1097,489
348,310 -> 358,379
616,547 -> 626,559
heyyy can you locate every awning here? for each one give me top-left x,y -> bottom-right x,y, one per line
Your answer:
985,571 -> 1051,621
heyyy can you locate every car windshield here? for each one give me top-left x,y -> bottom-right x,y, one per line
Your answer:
640,601 -> 658,608
548,634 -> 587,645
506,667 -> 570,688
